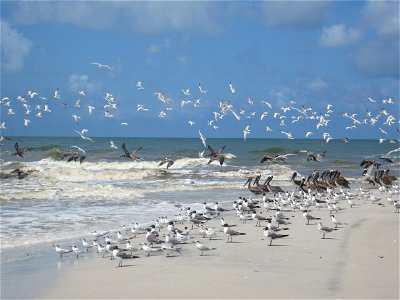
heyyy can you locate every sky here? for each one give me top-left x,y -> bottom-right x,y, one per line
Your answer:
1,0 -> 399,140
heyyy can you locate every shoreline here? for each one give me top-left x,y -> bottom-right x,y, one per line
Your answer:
38,186 -> 399,299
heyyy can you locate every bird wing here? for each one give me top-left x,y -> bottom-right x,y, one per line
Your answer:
207,145 -> 217,156
217,145 -> 226,155
122,143 -> 130,156
70,146 -> 85,154
14,142 -> 21,153
159,160 -> 167,166
132,147 -> 143,155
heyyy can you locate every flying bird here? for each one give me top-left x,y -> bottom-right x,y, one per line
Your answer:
90,62 -> 112,70
198,130 -> 207,148
121,143 -> 143,160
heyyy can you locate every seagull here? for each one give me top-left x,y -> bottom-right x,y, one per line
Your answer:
136,81 -> 144,90
90,62 -> 112,70
71,114 -> 80,124
317,222 -> 337,239
262,101 -> 272,109
263,228 -> 289,246
194,240 -> 216,256
305,131 -> 313,138
121,143 -> 143,160
137,104 -> 149,112
243,125 -> 250,141
70,145 -> 85,154
161,244 -> 182,257
181,88 -> 190,96
23,119 -> 31,127
266,126 -> 273,132
302,211 -> 321,225
198,83 -> 208,94
54,245 -> 72,258
74,129 -> 95,142
121,122 -> 128,126
260,112 -> 269,121
329,215 -> 348,228
229,82 -> 236,94
379,128 -> 388,135
187,121 -> 196,126
54,88 -> 61,99
198,130 -> 207,148
110,140 -> 118,150
141,243 -> 162,257
223,224 -> 245,243
280,131 -> 293,140
72,246 -> 82,258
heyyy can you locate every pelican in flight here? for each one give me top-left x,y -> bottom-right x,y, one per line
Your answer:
11,142 -> 32,158
207,145 -> 226,166
121,143 -> 143,160
159,158 -> 174,169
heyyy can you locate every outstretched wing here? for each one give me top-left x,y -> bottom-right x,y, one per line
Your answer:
217,145 -> 226,155
14,142 -> 21,153
131,147 -> 143,155
207,145 -> 217,156
159,160 -> 167,166
219,156 -> 225,166
122,143 -> 130,156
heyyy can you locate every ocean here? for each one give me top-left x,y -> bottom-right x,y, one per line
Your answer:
0,137 -> 399,256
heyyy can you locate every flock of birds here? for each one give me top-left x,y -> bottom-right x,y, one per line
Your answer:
1,62 -> 399,144
49,147 -> 399,268
53,169 -> 400,267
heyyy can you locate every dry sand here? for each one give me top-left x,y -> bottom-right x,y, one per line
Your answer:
44,187 -> 399,299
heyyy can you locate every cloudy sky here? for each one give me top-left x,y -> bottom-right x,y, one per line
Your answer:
1,1 -> 399,139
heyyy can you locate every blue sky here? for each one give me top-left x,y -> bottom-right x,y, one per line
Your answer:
1,1 -> 399,140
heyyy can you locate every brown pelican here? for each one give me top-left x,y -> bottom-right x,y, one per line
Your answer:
379,156 -> 394,163
254,175 -> 270,192
11,142 -> 31,158
243,177 -> 263,195
265,176 -> 284,193
207,145 -> 225,166
61,151 -> 80,160
330,170 -> 350,188
159,158 -> 174,169
67,155 -> 86,164
290,172 -> 302,187
121,143 -> 143,160
261,153 -> 295,163
307,150 -> 326,162
360,159 -> 381,169
9,168 -> 33,179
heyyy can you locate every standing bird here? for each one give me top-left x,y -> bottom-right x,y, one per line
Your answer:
263,227 -> 289,246
316,222 -> 338,239
194,240 -> 216,256
223,224 -> 246,243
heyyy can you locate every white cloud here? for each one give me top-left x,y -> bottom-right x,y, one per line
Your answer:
10,2 -> 223,35
261,1 -> 332,28
361,0 -> 399,36
68,74 -> 101,94
1,20 -> 32,72
307,77 -> 328,91
319,24 -> 362,47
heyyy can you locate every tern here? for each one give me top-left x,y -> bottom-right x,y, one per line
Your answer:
198,130 -> 207,148
194,240 -> 216,256
263,227 -> 289,246
90,62 -> 112,70
74,129 -> 95,142
141,243 -> 162,257
112,247 -> 137,267
329,215 -> 348,228
317,222 -> 338,239
54,245 -> 72,258
198,83 -> 208,93
223,224 -> 245,243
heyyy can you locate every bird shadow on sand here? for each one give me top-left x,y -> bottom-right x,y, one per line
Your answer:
321,237 -> 339,240
267,244 -> 288,247
116,264 -> 135,268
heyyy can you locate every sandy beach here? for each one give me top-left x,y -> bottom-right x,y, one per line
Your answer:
42,186 -> 399,299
